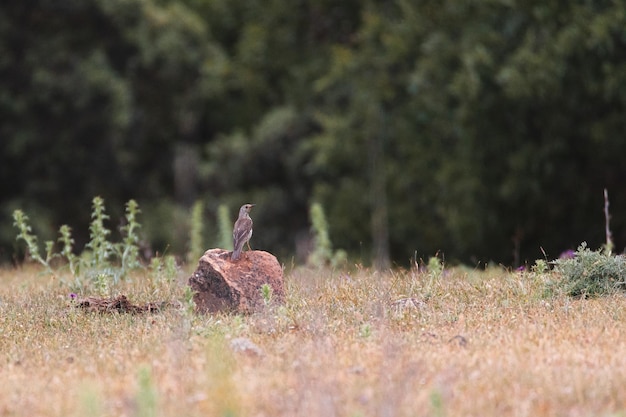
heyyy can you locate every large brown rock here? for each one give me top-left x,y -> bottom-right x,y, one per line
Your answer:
188,248 -> 285,314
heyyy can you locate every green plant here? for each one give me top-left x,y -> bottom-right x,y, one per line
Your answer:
308,202 -> 332,266
149,255 -> 178,284
82,196 -> 143,286
12,209 -> 54,271
183,285 -> 196,314
260,283 -> 273,306
359,323 -> 372,338
118,199 -> 142,274
58,225 -> 79,276
428,255 -> 444,277
94,271 -> 111,297
420,255 -> 445,294
217,204 -> 232,250
13,197 -> 145,290
307,202 -> 347,268
553,242 -> 626,297
532,259 -> 548,274
187,200 -> 205,263
76,384 -> 104,417
430,388 -> 446,417
136,366 -> 158,417
86,196 -> 114,269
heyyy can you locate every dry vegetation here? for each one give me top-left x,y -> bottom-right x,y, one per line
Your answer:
1,263 -> 625,417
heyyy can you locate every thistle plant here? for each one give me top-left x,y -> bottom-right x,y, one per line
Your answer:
13,196 -> 145,289
427,255 -> 444,277
12,209 -> 53,271
217,204 -> 232,250
424,254 -> 445,293
307,202 -> 347,268
86,196 -> 114,269
58,225 -> 79,276
187,200 -> 205,263
118,199 -> 142,274
308,202 -> 332,267
149,255 -> 178,284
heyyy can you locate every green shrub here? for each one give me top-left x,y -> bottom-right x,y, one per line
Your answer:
553,242 -> 626,297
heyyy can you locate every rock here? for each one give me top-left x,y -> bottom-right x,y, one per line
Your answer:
188,248 -> 285,314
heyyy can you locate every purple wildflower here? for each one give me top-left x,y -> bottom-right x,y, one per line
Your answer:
559,249 -> 576,260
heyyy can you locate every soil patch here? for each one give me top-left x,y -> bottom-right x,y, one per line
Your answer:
74,294 -> 177,314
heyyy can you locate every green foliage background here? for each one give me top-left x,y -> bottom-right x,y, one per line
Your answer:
2,0 -> 625,266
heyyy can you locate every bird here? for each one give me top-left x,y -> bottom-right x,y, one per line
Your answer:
231,204 -> 255,261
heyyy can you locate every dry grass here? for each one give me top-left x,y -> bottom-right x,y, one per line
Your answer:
1,263 -> 625,417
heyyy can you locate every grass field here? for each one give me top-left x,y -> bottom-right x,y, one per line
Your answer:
1,263 -> 625,417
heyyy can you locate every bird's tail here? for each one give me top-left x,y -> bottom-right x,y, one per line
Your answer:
231,247 -> 242,260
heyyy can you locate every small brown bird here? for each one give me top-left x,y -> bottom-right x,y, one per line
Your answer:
231,204 -> 255,261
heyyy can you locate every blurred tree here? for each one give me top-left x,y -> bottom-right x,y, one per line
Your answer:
2,0 -> 626,266
192,0 -> 364,260
311,0 -> 626,265
0,0 -> 218,259
450,0 -> 626,263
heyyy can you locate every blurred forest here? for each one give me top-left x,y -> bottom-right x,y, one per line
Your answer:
1,0 -> 626,267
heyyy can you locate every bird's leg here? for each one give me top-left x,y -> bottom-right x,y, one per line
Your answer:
246,241 -> 252,252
